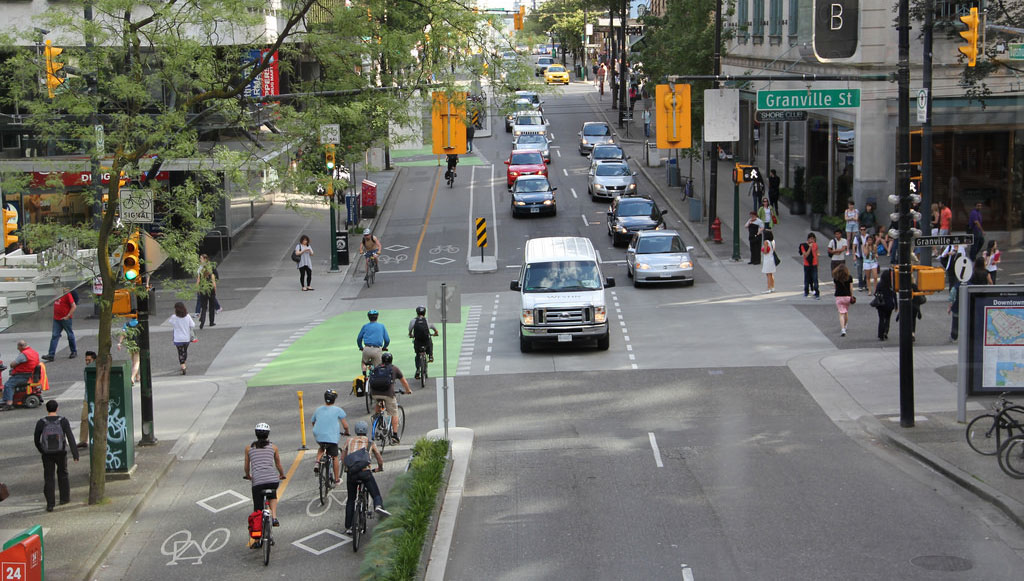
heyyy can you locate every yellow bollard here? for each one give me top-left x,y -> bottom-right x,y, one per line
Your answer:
297,391 -> 308,450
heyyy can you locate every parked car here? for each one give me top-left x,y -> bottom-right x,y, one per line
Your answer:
588,160 -> 636,200
510,175 -> 557,217
514,133 -> 551,163
606,195 -> 667,246
512,111 -> 549,139
535,56 -> 555,76
588,144 -> 627,172
505,98 -> 534,133
837,129 -> 855,151
578,121 -> 614,155
625,230 -> 695,287
544,64 -> 570,84
505,150 -> 548,189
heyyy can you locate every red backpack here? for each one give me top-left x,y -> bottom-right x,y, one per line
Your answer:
248,511 -> 263,538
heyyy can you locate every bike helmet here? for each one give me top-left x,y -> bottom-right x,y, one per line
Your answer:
324,389 -> 338,404
354,420 -> 369,435
381,352 -> 394,365
254,422 -> 270,439
367,309 -> 379,321
363,230 -> 372,237
415,305 -> 426,316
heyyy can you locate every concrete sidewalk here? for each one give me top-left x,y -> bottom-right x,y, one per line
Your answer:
585,89 -> 1024,529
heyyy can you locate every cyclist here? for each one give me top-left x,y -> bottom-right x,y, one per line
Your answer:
445,154 -> 459,183
243,422 -> 286,527
366,352 -> 412,443
311,389 -> 350,487
408,305 -> 438,378
357,309 -> 390,374
359,231 -> 382,279
341,420 -> 389,534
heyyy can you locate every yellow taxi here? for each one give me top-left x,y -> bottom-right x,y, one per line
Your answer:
544,64 -> 570,85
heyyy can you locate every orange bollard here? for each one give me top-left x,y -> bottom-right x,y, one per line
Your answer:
297,391 -> 308,450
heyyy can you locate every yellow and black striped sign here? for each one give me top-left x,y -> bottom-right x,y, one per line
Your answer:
475,217 -> 487,248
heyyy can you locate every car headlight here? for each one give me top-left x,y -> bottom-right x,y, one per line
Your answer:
679,260 -> 693,269
515,200 -> 526,206
636,263 -> 651,270
510,171 -> 519,176
627,183 -> 637,191
522,309 -> 534,325
655,224 -> 665,230
537,129 -> 546,135
594,306 -> 607,323
615,225 -> 628,233
514,130 -> 522,136
542,199 -> 553,205
593,183 -> 605,191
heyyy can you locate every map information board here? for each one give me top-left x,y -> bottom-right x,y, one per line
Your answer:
983,307 -> 1024,387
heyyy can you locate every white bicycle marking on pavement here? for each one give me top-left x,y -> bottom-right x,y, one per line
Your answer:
305,488 -> 348,518
161,528 -> 230,565
377,254 -> 408,264
429,244 -> 460,255
195,489 -> 250,513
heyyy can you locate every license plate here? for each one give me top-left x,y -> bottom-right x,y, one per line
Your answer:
530,207 -> 540,213
557,334 -> 572,342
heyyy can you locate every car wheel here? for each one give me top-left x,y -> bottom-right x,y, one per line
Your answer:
550,207 -> 557,217
519,331 -> 533,353
632,276 -> 642,288
596,334 -> 610,351
505,125 -> 512,134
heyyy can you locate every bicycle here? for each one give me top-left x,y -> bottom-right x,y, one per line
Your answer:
316,451 -> 332,506
370,394 -> 405,454
245,486 -> 276,566
998,434 -> 1024,479
362,252 -> 379,287
445,167 -> 456,188
965,392 -> 1024,455
350,467 -> 383,552
414,346 -> 429,389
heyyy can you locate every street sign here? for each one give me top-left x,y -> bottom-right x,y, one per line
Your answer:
913,234 -> 974,248
813,0 -> 859,61
757,89 -> 860,110
319,124 -> 340,145
916,89 -> 928,123
428,281 -> 461,324
119,189 -> 154,223
755,110 -> 808,123
952,255 -> 973,282
1010,43 -> 1024,60
704,88 -> 739,142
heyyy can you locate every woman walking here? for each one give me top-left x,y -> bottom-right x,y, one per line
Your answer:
833,263 -> 854,337
843,200 -> 859,255
196,254 -> 217,329
984,240 -> 1000,284
862,234 -> 879,294
295,234 -> 314,291
167,301 -> 196,375
760,230 -> 777,294
873,269 -> 897,341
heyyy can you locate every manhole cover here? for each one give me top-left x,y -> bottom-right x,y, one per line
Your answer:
910,555 -> 972,572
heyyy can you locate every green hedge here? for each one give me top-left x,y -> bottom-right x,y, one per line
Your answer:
359,438 -> 450,580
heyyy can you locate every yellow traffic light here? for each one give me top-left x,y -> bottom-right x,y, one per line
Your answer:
431,91 -> 468,155
958,7 -> 979,67
3,208 -> 18,249
325,144 -> 336,171
655,84 -> 692,149
44,40 -> 65,98
122,231 -> 141,282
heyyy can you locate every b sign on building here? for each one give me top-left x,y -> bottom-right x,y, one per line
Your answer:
813,0 -> 859,61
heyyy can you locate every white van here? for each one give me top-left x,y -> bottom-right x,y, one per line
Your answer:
510,237 -> 615,352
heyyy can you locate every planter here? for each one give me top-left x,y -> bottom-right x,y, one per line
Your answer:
789,200 -> 807,215
810,213 -> 822,231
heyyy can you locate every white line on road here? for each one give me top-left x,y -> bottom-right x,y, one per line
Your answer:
556,149 -> 561,158
570,187 -> 577,199
681,564 -> 694,581
580,213 -> 589,228
562,168 -> 568,177
649,433 -> 664,468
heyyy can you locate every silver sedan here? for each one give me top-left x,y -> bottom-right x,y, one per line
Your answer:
588,160 -> 636,200
625,230 -> 696,287
514,134 -> 551,163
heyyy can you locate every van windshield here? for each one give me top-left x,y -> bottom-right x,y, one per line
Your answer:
523,261 -> 602,292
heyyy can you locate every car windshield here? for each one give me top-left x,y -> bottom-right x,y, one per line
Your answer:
583,124 -> 610,136
523,261 -> 602,292
517,137 -> 547,149
517,116 -> 544,126
636,236 -> 685,254
511,152 -> 544,165
618,199 -> 656,217
513,99 -> 532,111
515,179 -> 550,193
539,58 -> 553,65
593,147 -> 623,159
596,163 -> 630,177
547,66 -> 565,72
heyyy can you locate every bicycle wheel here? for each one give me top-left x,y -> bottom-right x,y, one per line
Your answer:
262,513 -> 272,566
397,404 -> 406,439
366,262 -> 375,287
966,413 -> 1001,456
998,435 -> 1024,479
373,415 -> 388,454
318,458 -> 329,505
352,486 -> 365,551
418,353 -> 427,389
365,390 -> 373,414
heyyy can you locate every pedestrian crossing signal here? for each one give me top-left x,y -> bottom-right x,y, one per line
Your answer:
732,165 -> 760,184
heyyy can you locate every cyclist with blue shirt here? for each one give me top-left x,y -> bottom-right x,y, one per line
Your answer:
357,310 -> 390,374
311,389 -> 350,486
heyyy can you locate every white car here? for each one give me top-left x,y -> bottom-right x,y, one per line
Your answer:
512,111 -> 549,139
626,230 -> 696,287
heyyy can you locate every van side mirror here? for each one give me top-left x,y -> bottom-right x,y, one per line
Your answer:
510,280 -> 521,291
605,277 -> 616,288
687,246 -> 695,252
661,209 -> 668,216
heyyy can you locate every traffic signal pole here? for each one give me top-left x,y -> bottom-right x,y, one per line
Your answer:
897,0 -> 915,428
137,244 -> 156,445
707,0 -> 722,240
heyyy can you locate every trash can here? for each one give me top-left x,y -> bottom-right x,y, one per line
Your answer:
647,142 -> 662,167
85,360 -> 134,474
666,158 -> 680,187
689,197 -> 702,223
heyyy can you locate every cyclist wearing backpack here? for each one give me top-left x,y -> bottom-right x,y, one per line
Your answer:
357,310 -> 390,374
341,420 -> 389,534
33,400 -> 79,511
408,306 -> 438,375
311,389 -> 350,487
367,352 -> 412,442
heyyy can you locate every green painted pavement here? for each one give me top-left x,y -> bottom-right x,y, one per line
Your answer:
247,307 -> 469,387
389,145 -> 435,158
394,155 -> 487,168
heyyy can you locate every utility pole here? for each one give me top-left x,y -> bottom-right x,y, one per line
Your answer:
609,4 -> 617,110
708,0 -> 722,239
920,0 -> 934,267
897,0 -> 915,428
617,0 -> 628,127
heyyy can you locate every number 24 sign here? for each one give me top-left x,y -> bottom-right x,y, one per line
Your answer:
2,562 -> 26,581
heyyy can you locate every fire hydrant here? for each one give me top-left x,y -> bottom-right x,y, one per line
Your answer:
711,217 -> 723,243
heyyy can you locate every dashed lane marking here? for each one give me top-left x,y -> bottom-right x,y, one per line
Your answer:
649,432 -> 664,468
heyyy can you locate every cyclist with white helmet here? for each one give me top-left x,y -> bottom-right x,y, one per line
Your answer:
311,389 -> 350,486
341,420 -> 389,534
357,309 -> 390,374
244,422 -> 286,527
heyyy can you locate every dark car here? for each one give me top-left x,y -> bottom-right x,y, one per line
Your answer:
578,122 -> 614,155
606,195 -> 667,246
510,175 -> 557,218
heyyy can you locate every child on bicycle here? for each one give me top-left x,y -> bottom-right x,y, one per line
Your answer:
342,420 -> 390,534
408,305 -> 439,378
311,389 -> 350,486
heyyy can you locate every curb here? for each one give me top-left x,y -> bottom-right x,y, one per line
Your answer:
423,427 -> 474,581
859,414 -> 1024,530
344,166 -> 406,282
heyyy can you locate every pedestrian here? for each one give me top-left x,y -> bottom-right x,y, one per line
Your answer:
827,229 -> 848,273
800,233 -> 820,299
938,201 -> 952,235
873,269 -> 897,341
116,319 -> 141,385
760,230 -> 777,294
861,201 -> 878,235
751,178 -> 766,212
833,263 -> 854,337
34,400 -> 79,512
596,64 -> 606,97
757,195 -> 776,230
196,254 -> 217,329
853,225 -> 870,291
862,234 -> 879,294
949,277 -> 962,342
968,201 -> 985,260
466,124 -> 475,153
295,234 -> 314,291
642,109 -> 651,138
2,340 -> 40,411
79,351 -> 96,447
972,255 -> 993,285
876,229 -> 890,262
843,200 -> 859,255
744,211 -> 764,265
193,255 -> 221,316
768,169 -> 781,214
628,82 -> 639,113
41,287 -> 77,362
984,240 -> 1000,284
930,202 -> 940,236
166,301 -> 196,375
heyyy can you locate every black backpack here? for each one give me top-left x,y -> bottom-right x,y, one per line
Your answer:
412,318 -> 431,343
344,446 -> 371,473
39,417 -> 66,453
368,364 -> 393,393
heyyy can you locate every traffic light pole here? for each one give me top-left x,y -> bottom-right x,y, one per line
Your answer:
707,0 -> 722,240
897,0 -> 915,428
732,182 -> 741,261
137,238 -> 156,445
329,182 -> 339,272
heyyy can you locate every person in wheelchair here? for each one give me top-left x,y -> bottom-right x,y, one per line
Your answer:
3,340 -> 40,411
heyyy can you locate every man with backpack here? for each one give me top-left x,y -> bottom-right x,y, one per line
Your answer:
341,421 -> 389,534
408,306 -> 438,379
366,352 -> 412,443
33,400 -> 79,511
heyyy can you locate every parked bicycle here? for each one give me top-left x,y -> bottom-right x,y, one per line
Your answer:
965,392 -> 1024,455
371,393 -> 405,454
350,467 -> 383,552
998,434 -> 1024,479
